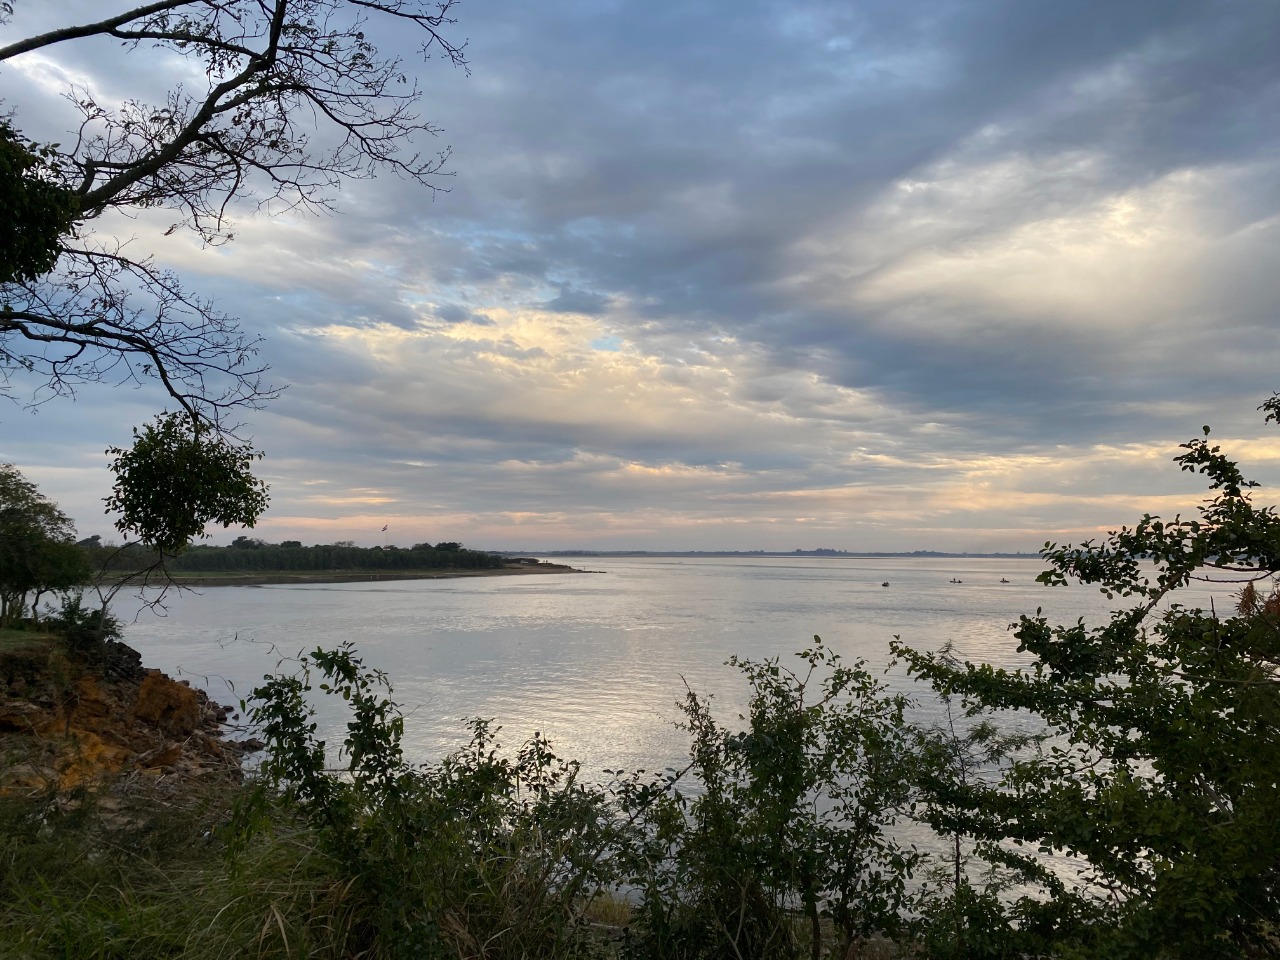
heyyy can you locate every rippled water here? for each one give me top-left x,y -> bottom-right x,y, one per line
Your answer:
118,555 -> 1231,777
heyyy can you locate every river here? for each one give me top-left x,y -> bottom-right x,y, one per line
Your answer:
117,555 -> 1233,777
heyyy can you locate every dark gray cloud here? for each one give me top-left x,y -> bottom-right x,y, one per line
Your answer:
543,283 -> 611,315
384,0 -> 1280,444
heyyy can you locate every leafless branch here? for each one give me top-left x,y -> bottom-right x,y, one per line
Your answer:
0,0 -> 467,428
1,236 -> 275,425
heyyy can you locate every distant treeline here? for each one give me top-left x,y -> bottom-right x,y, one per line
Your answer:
534,548 -> 1039,558
78,537 -> 505,573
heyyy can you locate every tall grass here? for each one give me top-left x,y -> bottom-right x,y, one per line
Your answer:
0,778 -> 374,960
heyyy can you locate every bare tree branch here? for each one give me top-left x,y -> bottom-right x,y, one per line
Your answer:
1,237 -> 275,422
0,1 -> 193,61
0,0 -> 467,430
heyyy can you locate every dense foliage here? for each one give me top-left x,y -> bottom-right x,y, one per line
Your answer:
0,463 -> 89,626
82,539 -> 505,574
105,412 -> 270,554
236,644 -> 622,959
0,121 -> 77,284
896,408 -> 1280,959
183,540 -> 501,572
226,639 -> 931,959
615,641 -> 919,960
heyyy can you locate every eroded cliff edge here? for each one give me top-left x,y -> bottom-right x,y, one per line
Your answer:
0,634 -> 252,793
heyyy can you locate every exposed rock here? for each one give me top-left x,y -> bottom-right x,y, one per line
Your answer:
0,699 -> 46,732
101,640 -> 145,684
137,740 -> 184,769
132,670 -> 203,737
0,636 -> 242,793
0,642 -> 54,693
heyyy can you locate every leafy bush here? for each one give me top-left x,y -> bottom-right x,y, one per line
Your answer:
896,406 -> 1280,959
617,638 -> 919,960
236,642 -> 623,959
45,593 -> 122,655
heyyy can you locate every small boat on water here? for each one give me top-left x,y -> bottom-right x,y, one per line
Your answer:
1000,578 -> 1010,583
949,578 -> 963,584
881,581 -> 890,587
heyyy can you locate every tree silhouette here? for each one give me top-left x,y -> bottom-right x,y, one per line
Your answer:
0,0 -> 466,429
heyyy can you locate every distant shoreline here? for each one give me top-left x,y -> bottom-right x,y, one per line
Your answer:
163,561 -> 586,587
518,551 -> 1042,560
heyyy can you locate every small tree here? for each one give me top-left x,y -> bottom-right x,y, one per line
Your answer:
896,399 -> 1280,959
622,639 -> 919,960
105,411 -> 269,556
907,680 -> 1047,960
0,463 -> 88,626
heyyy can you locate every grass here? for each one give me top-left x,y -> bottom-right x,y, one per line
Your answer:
0,775 -> 632,960
0,780 -> 369,960
0,626 -> 57,653
583,891 -> 635,929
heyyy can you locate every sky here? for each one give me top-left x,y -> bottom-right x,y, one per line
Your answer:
3,0 -> 1280,553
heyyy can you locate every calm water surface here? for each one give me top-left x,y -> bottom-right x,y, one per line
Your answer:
118,556 -> 1230,777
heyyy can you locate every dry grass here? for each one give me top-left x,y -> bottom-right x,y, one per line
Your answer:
582,890 -> 634,929
0,779 -> 371,960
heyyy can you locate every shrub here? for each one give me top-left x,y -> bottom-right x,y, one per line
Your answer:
618,638 -> 919,960
236,642 -> 623,959
895,404 -> 1280,959
45,594 -> 121,655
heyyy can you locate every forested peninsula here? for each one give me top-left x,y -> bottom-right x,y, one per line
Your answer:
76,536 -> 578,585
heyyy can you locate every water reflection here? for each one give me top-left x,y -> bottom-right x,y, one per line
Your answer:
116,556 -> 1235,778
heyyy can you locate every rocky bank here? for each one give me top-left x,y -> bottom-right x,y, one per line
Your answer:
0,634 -> 254,793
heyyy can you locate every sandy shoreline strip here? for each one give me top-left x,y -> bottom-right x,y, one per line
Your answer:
165,562 -> 587,588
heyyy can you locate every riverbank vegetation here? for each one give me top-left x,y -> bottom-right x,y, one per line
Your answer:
3,405 -> 1280,957
0,471 -> 509,619
84,537 -> 508,576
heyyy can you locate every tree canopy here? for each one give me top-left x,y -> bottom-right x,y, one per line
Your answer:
0,0 -> 466,427
105,411 -> 270,555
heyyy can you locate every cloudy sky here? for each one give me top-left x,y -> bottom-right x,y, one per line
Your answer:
4,0 -> 1280,553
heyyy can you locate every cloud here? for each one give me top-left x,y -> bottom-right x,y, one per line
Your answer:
4,0 -> 1280,551
542,282 -> 611,315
